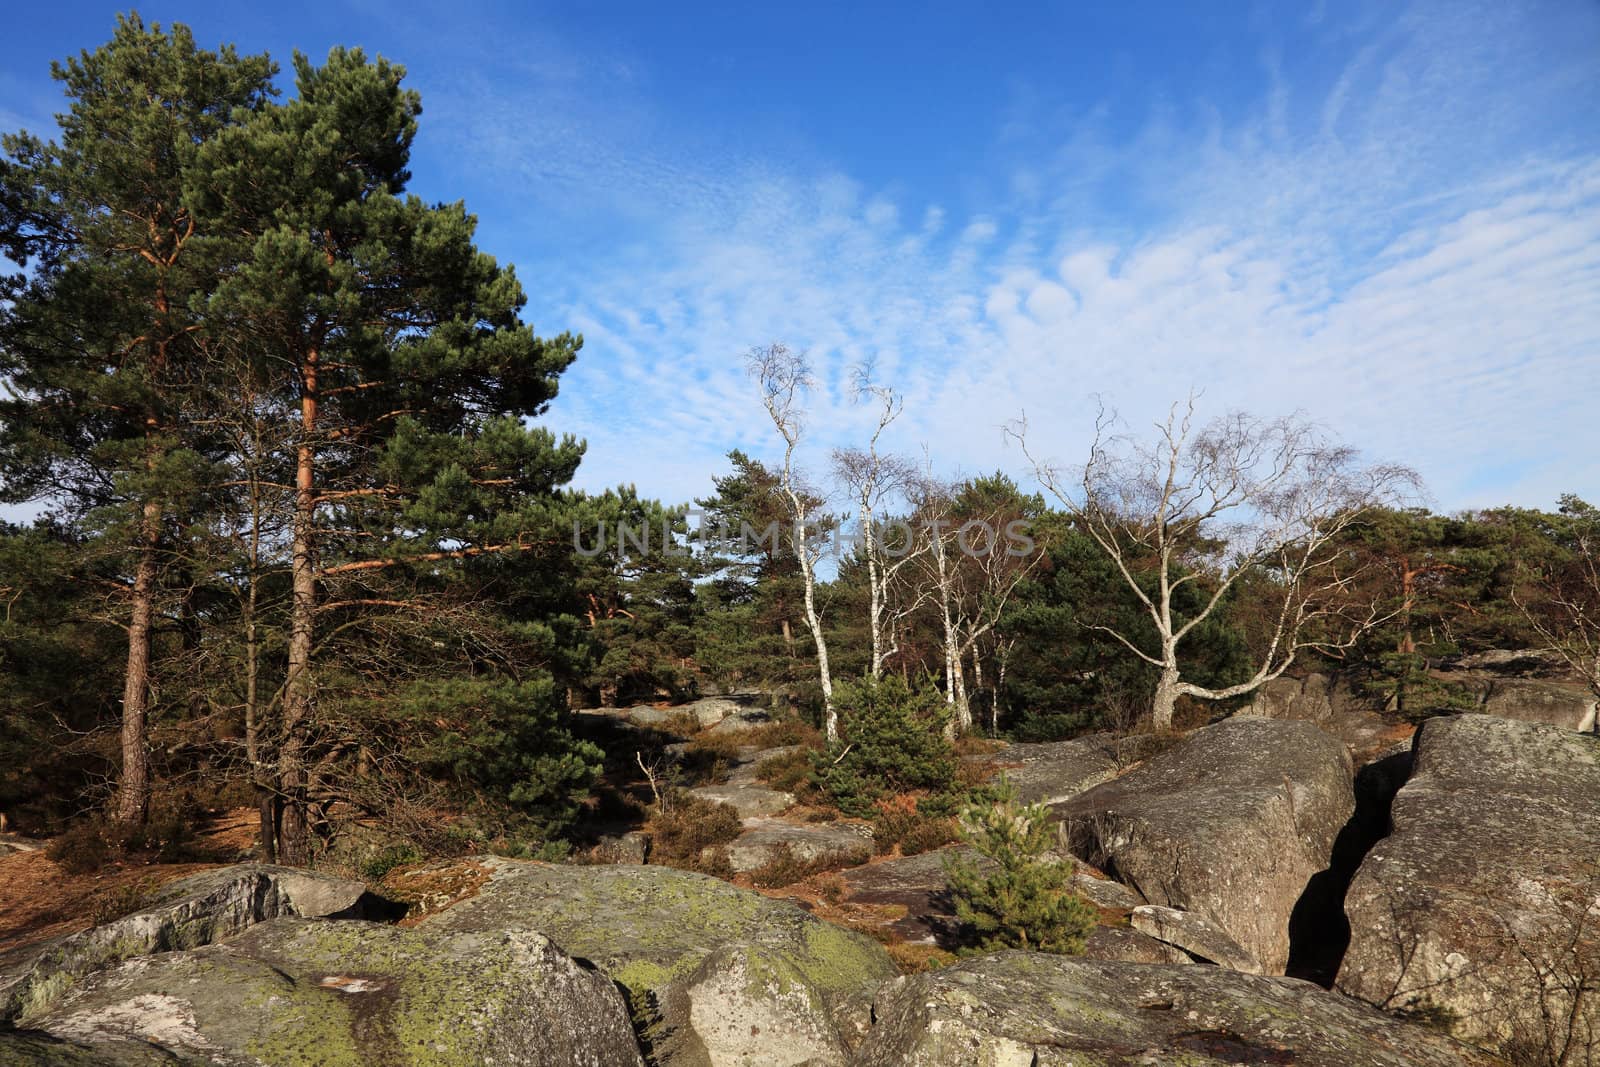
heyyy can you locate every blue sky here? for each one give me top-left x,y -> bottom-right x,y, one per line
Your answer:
4,1 -> 1599,514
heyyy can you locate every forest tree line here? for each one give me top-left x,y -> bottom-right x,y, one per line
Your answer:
2,17 -> 1596,865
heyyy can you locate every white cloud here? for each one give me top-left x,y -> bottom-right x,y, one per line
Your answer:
426,0 -> 1600,513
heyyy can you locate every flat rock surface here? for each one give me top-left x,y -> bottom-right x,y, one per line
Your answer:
854,951 -> 1502,1067
978,733 -> 1162,808
1081,925 -> 1192,965
1337,714 -> 1600,1051
689,782 -> 796,818
1057,716 -> 1355,974
724,819 -> 873,874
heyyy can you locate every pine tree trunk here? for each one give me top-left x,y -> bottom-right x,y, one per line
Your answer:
278,350 -> 318,865
243,454 -> 274,862
113,505 -> 160,830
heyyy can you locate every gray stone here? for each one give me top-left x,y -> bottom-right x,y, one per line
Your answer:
724,819 -> 873,874
22,917 -> 643,1066
1473,675 -> 1597,732
418,857 -> 895,1066
703,708 -> 778,736
1058,716 -> 1355,974
1131,904 -> 1264,973
0,1029 -> 187,1065
1081,925 -> 1193,964
0,833 -> 41,855
725,744 -> 804,783
979,733 -> 1162,808
1,864 -> 369,1025
853,952 -> 1502,1066
1071,870 -> 1143,910
592,830 -> 651,864
690,783 -> 796,819
1337,714 -> 1600,1053
1239,672 -> 1398,759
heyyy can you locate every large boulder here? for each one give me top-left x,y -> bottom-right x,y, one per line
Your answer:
978,733 -> 1163,808
14,917 -> 643,1066
1337,714 -> 1600,1054
723,819 -> 872,874
689,783 -> 795,819
1,864 -> 369,1025
418,857 -> 896,1066
1130,904 -> 1263,973
853,951 -> 1501,1066
1058,716 -> 1355,974
1471,675 -> 1597,732
1240,672 -> 1400,760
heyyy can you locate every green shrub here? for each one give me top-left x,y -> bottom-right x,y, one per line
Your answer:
943,776 -> 1096,955
812,677 -> 956,817
357,842 -> 423,882
755,748 -> 815,794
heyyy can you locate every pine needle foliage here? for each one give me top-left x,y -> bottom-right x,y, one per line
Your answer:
943,775 -> 1096,955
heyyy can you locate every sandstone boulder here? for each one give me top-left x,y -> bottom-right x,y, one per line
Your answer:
1130,904 -> 1263,973
16,917 -> 643,1066
690,783 -> 795,818
1,864 -> 369,1025
724,819 -> 872,874
1240,672 -> 1399,759
1472,675 -> 1596,732
1337,714 -> 1600,1055
979,733 -> 1162,808
1081,925 -> 1192,964
418,857 -> 895,1066
854,951 -> 1501,1066
1058,716 -> 1355,973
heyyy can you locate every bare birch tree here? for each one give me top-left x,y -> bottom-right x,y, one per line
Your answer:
1010,396 -> 1418,730
748,343 -> 837,740
832,367 -> 921,680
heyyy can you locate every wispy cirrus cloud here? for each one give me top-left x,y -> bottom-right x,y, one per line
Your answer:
416,0 -> 1600,512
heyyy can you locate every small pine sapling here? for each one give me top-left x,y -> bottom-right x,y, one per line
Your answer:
943,775 -> 1096,955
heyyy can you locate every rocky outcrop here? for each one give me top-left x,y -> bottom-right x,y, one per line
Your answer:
15,917 -> 643,1066
689,782 -> 795,818
1131,904 -> 1264,973
0,864 -> 369,1025
690,743 -> 799,818
853,951 -> 1501,1066
1239,672 -> 1398,759
979,733 -> 1163,808
1337,714 -> 1600,1054
1467,675 -> 1596,732
1058,716 -> 1355,974
604,693 -> 776,734
724,819 -> 872,874
419,857 -> 895,1066
1247,657 -> 1599,739
1081,925 -> 1192,964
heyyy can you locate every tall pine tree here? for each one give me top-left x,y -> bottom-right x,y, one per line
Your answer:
0,17 -> 276,829
193,48 -> 584,862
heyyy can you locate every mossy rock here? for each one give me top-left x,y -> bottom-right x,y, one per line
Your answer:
854,951 -> 1505,1066
419,857 -> 896,1065
20,916 -> 644,1066
1,864 -> 368,1026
